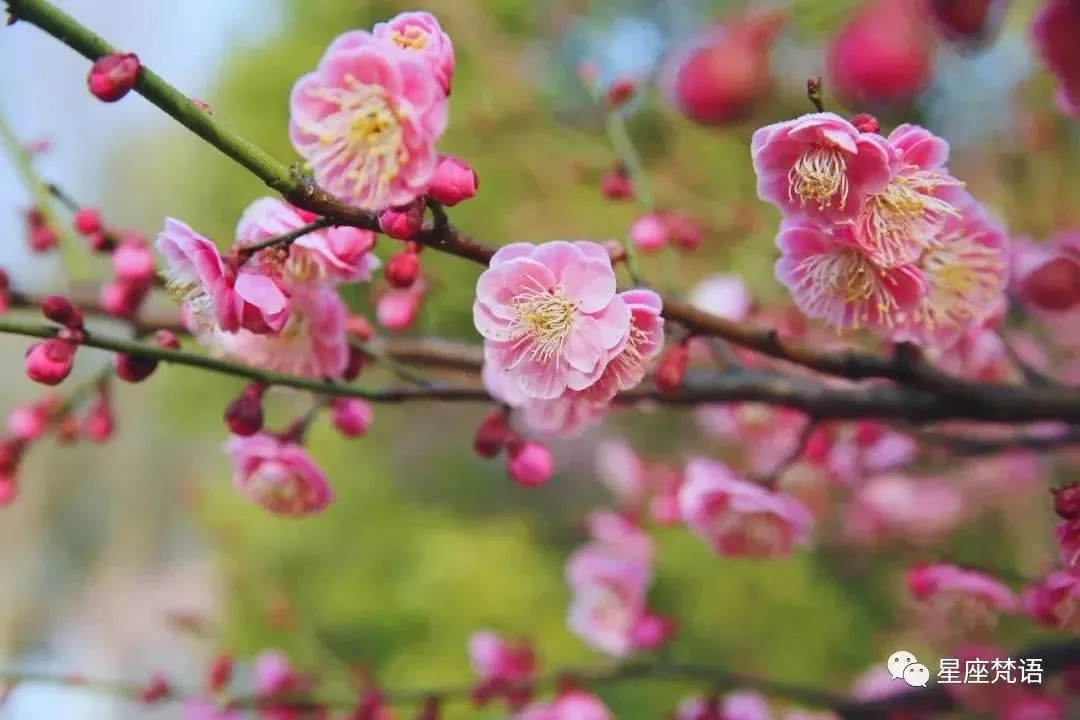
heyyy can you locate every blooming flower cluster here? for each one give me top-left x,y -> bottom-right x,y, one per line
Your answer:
476,241 -> 664,437
753,112 -> 1009,353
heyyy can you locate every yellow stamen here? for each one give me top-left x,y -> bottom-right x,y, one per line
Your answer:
860,168 -> 964,267
508,279 -> 579,366
390,26 -> 428,50
792,248 -> 907,331
788,145 -> 849,211
911,231 -> 1006,336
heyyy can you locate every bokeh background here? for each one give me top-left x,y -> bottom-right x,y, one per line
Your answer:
0,0 -> 1073,717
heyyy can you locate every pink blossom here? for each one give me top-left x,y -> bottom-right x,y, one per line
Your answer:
516,692 -> 612,720
678,458 -> 813,558
822,421 -> 917,485
629,213 -> 669,253
289,31 -> 448,211
468,630 -> 536,685
584,510 -> 654,565
565,546 -> 651,657
675,692 -> 771,720
579,289 -> 664,403
376,287 -> 422,330
253,650 -> 311,720
225,433 -> 333,517
236,197 -> 379,283
694,403 -> 810,477
1031,0 -> 1080,118
1024,571 -> 1080,631
157,219 -> 289,335
751,112 -> 895,223
329,397 -> 373,437
211,285 -> 350,379
890,199 -> 1010,352
688,274 -> 752,321
507,442 -> 554,487
7,404 -> 47,442
853,124 -> 965,268
482,361 -> 609,438
1056,519 -> 1080,570
183,698 -> 243,720
474,241 -> 631,400
594,438 -> 649,506
844,473 -> 964,547
774,219 -> 926,334
372,11 -> 455,95
907,564 -> 1018,634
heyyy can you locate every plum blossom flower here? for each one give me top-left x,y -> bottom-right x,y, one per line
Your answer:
565,545 -> 652,657
678,458 -> 813,558
579,288 -> 664,403
774,219 -> 926,334
210,285 -> 351,379
1023,571 -> 1080,632
820,421 -> 918,485
468,630 -> 536,708
289,30 -> 449,210
253,651 -> 313,720
890,200 -> 1010,352
157,218 -> 288,335
225,433 -> 333,517
584,510 -> 654,565
688,274 -> 753,320
516,691 -> 613,720
907,563 -> 1019,635
853,124 -> 966,267
372,11 -> 455,95
843,473 -> 964,547
1031,0 -> 1080,118
752,112 -> 895,223
474,241 -> 631,400
695,403 -> 810,477
236,197 -> 380,283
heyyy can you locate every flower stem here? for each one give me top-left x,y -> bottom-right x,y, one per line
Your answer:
603,110 -> 649,285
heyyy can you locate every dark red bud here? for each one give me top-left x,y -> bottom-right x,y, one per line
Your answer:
87,52 -> 141,102
653,343 -> 689,392
224,384 -> 264,437
1053,483 -> 1080,521
473,410 -> 508,458
41,295 -> 84,329
385,250 -> 420,289
113,353 -> 158,383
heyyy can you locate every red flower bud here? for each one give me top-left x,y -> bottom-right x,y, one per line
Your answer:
330,398 -> 373,438
224,384 -> 264,437
113,352 -> 158,383
343,344 -> 367,382
41,295 -> 84,330
378,201 -> 425,241
1052,483 -> 1080,521
139,673 -> 170,704
155,330 -> 181,350
206,652 -> 233,694
427,154 -> 478,207
653,343 -> 689,392
599,165 -> 633,201
87,52 -> 140,102
473,410 -> 508,459
385,250 -> 420,289
25,339 -> 76,386
507,441 -> 554,488
850,112 -> 881,134
81,388 -> 115,444
1022,256 -> 1080,311
73,207 -> 102,235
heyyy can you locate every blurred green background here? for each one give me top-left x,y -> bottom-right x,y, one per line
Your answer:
4,0 -> 1077,716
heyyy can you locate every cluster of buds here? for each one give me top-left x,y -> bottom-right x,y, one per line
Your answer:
473,411 -> 554,487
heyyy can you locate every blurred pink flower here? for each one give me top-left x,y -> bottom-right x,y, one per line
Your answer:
373,11 -> 455,95
1023,570 -> 1080,632
225,433 -> 333,517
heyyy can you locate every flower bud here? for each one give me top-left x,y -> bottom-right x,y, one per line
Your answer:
0,474 -> 16,508
343,345 -> 366,382
25,339 -> 76,386
87,52 -> 140,102
113,352 -> 158,383
378,201 -> 425,241
385,250 -> 420,289
112,240 -> 155,284
139,673 -> 171,704
55,413 -> 79,445
206,652 -> 233,694
630,613 -> 677,650
629,213 -> 668,254
155,330 -> 181,350
26,222 -> 59,253
507,441 -> 553,487
7,404 -> 48,443
224,384 -> 264,437
600,165 -> 633,201
100,279 -> 150,319
1022,256 -> 1080,312
604,78 -> 638,108
376,290 -> 421,331
72,207 -> 101,235
473,410 -> 508,459
346,315 -> 375,342
427,154 -> 478,207
42,295 -> 84,330
850,112 -> 881,134
0,439 -> 26,476
653,343 -> 689,392
87,231 -> 115,253
330,398 -> 373,438
81,388 -> 115,444
665,212 -> 703,252
1053,483 -> 1080,521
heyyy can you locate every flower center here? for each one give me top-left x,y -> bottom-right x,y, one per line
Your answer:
912,232 -> 1006,334
794,249 -> 905,330
788,145 -> 849,211
509,285 -> 578,365
252,464 -> 314,515
390,26 -> 428,50
860,169 -> 963,266
589,584 -> 633,631
301,77 -> 409,207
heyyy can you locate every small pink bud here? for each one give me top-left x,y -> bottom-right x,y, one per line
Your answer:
81,389 -> 115,444
100,279 -> 150,319
27,223 -> 59,253
7,404 -> 48,443
506,442 -> 554,487
330,397 -> 373,438
139,673 -> 170,704
378,201 -> 425,240
376,290 -> 421,331
428,154 -> 478,206
41,295 -> 84,329
72,208 -> 101,235
665,212 -> 703,251
654,343 -> 689,392
473,410 -> 508,459
604,77 -> 638,108
343,345 -> 366,382
850,112 -> 881,134
87,52 -> 140,102
155,330 -> 180,350
1022,256 -> 1080,311
193,98 -> 212,114
25,339 -> 76,386
0,474 -> 16,508
112,240 -> 155,284
1053,483 -> 1080,521
628,213 -> 669,253
224,384 -> 264,437
347,315 -> 375,342
631,614 -> 677,650
206,652 -> 233,694
600,165 -> 633,200
385,250 -> 420,289
113,353 -> 158,383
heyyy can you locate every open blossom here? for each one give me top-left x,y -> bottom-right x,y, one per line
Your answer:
907,563 -> 1019,634
474,241 -> 631,400
157,218 -> 288,335
289,29 -> 449,211
579,288 -> 665,403
565,546 -> 652,657
1031,0 -> 1080,118
482,361 -> 608,438
211,285 -> 350,379
678,458 -> 813,558
225,433 -> 333,517
774,219 -> 926,334
844,473 -> 965,547
853,124 -> 965,268
890,200 -> 1010,351
1024,571 -> 1080,631
584,510 -> 654,565
236,197 -> 379,283
373,11 -> 455,95
752,112 -> 895,223
819,421 -> 917,485
695,403 -> 810,477
594,438 -> 649,506
516,692 -> 612,720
